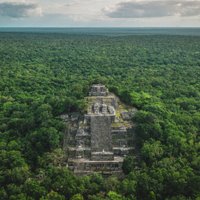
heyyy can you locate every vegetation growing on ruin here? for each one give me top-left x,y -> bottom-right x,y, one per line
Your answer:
0,30 -> 200,200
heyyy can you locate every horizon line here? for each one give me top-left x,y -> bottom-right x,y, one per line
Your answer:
0,26 -> 200,28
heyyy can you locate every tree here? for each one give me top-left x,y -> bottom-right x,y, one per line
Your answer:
122,156 -> 136,175
141,139 -> 164,165
107,191 -> 124,200
40,191 -> 65,200
70,194 -> 84,200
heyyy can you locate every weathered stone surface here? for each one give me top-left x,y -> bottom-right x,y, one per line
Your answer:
70,112 -> 80,122
121,111 -> 132,120
121,108 -> 138,120
90,115 -> 113,153
89,84 -> 108,96
91,151 -> 114,161
60,114 -> 69,122
68,157 -> 123,176
108,105 -> 115,115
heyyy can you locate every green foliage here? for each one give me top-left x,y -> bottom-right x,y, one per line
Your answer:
40,191 -> 65,200
141,139 -> 164,165
104,176 -> 120,192
0,31 -> 200,200
70,194 -> 84,200
122,156 -> 136,175
107,191 -> 124,200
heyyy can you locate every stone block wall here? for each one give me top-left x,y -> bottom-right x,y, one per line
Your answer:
90,115 -> 113,153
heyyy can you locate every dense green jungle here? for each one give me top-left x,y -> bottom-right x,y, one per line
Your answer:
0,30 -> 200,200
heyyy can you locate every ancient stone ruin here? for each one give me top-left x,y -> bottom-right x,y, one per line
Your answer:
64,84 -> 136,176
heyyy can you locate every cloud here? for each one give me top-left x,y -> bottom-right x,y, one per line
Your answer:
0,2 -> 42,18
104,0 -> 200,18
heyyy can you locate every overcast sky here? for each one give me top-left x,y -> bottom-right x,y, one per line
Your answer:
0,0 -> 200,27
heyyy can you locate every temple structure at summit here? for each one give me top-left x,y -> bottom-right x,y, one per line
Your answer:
64,84 -> 136,176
